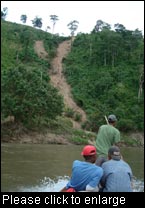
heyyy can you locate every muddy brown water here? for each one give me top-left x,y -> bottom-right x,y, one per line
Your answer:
1,143 -> 144,192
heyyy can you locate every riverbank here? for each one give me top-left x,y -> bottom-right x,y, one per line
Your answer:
1,120 -> 144,147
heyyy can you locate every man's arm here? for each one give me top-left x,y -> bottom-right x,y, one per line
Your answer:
85,184 -> 99,192
86,168 -> 103,192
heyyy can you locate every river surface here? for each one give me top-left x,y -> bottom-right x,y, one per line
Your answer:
1,143 -> 144,192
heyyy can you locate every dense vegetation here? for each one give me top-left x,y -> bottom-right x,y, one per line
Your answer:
1,20 -> 67,126
1,20 -> 144,136
63,26 -> 144,132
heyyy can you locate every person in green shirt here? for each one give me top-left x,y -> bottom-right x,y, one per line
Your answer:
95,114 -> 120,166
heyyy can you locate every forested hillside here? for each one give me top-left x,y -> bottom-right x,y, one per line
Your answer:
1,20 -> 144,143
63,25 -> 144,132
1,20 -> 67,125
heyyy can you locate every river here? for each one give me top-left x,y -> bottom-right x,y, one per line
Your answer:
1,143 -> 144,192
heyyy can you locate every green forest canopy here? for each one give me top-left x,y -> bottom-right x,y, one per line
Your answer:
63,25 -> 144,132
1,20 -> 144,132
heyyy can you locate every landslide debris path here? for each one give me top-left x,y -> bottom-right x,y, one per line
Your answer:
34,39 -> 87,129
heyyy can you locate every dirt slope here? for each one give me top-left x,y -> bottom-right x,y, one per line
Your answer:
34,39 -> 87,129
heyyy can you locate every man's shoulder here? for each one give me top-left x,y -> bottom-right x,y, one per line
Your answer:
111,125 -> 120,134
103,159 -> 131,168
101,124 -> 108,127
94,164 -> 103,173
73,160 -> 82,166
101,124 -> 119,131
100,124 -> 108,129
73,160 -> 92,167
120,159 -> 132,168
101,159 -> 115,167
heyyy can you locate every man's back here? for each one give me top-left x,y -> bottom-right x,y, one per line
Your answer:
66,160 -> 103,191
101,159 -> 133,192
96,124 -> 120,157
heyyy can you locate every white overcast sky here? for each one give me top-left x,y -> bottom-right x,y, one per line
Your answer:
1,1 -> 144,36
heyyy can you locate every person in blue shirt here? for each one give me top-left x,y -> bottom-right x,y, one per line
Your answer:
60,145 -> 103,192
99,146 -> 133,192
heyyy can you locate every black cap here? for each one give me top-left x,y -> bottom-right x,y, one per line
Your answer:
108,146 -> 121,160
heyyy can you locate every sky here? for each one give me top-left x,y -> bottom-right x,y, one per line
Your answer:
1,1 -> 144,36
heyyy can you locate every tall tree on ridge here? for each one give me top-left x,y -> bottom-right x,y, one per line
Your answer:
20,14 -> 27,24
50,15 -> 59,34
31,16 -> 42,28
67,20 -> 79,45
1,7 -> 8,20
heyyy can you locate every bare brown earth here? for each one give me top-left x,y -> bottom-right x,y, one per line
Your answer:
34,40 -> 48,59
34,39 -> 87,129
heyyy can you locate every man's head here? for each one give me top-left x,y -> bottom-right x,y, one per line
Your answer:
81,145 -> 97,163
108,146 -> 121,160
108,114 -> 117,124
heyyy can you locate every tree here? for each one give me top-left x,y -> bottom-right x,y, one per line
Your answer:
1,7 -> 8,20
20,14 -> 27,23
19,29 -> 33,61
46,26 -> 51,32
114,23 -> 126,34
1,66 -> 64,124
67,20 -> 79,36
67,20 -> 79,46
31,16 -> 42,28
93,20 -> 111,32
132,28 -> 143,39
138,65 -> 144,102
49,15 -> 59,34
63,21 -> 144,131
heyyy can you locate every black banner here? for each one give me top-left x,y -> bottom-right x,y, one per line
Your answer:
0,192 -> 145,208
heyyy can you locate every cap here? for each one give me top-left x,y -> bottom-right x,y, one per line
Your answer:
81,145 -> 96,156
108,146 -> 121,160
108,114 -> 117,122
